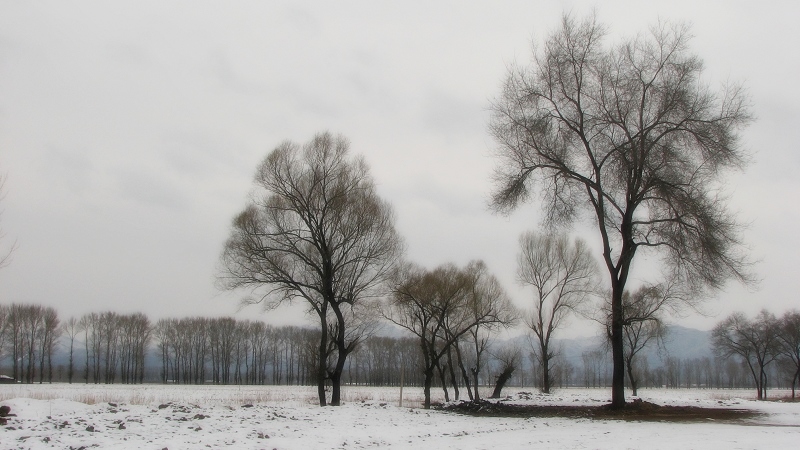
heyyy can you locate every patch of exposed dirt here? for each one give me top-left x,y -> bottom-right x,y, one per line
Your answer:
439,398 -> 760,423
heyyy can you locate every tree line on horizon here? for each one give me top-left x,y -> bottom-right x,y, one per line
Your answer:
2,303 -> 799,404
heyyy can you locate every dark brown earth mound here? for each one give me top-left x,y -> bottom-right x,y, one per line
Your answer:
439,398 -> 759,423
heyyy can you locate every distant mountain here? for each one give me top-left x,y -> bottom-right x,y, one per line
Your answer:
548,325 -> 713,369
660,325 -> 712,361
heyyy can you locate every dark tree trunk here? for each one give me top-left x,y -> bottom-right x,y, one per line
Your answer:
610,283 -> 627,408
470,367 -> 481,400
423,367 -> 434,409
329,304 -> 351,406
626,357 -> 638,396
540,341 -> 551,394
446,348 -> 459,400
490,366 -> 515,399
316,312 -> 328,407
455,347 -> 473,401
436,362 -> 450,402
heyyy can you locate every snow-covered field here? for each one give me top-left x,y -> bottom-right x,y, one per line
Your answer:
1,384 -> 798,449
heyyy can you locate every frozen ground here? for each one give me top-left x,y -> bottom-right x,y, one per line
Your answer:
1,385 -> 798,449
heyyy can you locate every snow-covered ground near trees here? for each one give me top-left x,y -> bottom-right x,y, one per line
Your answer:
1,384 -> 798,449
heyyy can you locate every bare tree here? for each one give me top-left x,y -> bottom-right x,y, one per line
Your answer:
39,307 -> 60,383
5,305 -> 25,381
712,310 -> 779,399
78,313 -> 96,383
153,319 -> 173,383
490,343 -> 521,398
61,317 -> 81,383
219,132 -> 403,406
518,232 -> 596,393
489,14 -> 753,407
776,310 -> 800,398
0,305 -> 8,367
22,304 -> 44,383
456,261 -> 518,401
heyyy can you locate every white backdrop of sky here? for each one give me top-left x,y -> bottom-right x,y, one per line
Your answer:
1,0 -> 798,337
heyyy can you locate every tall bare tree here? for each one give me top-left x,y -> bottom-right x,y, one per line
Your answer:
518,232 -> 596,393
219,132 -> 403,406
62,317 -> 80,383
39,307 -> 60,383
489,14 -> 753,407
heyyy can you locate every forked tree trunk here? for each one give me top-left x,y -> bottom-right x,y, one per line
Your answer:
471,367 -> 481,400
436,362 -> 450,402
446,349 -> 460,400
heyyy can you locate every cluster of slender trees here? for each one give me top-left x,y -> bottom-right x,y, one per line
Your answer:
576,350 -> 796,393
712,310 -> 800,399
152,318 -> 319,385
0,304 -> 511,395
0,303 -> 60,383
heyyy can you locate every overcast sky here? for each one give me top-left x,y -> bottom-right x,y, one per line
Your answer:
1,1 -> 798,336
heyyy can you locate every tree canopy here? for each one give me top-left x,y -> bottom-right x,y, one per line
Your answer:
219,132 -> 403,406
490,14 -> 753,407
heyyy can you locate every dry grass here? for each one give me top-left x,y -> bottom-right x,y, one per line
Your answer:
0,383 -> 433,407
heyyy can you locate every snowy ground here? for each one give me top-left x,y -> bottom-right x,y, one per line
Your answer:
1,385 -> 798,449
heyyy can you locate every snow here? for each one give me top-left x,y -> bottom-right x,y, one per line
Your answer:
1,385 -> 798,449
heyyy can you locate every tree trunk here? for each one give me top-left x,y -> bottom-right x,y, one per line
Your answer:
610,285 -> 626,408
453,344 -> 473,400
329,345 -> 348,406
626,357 -> 638,397
446,348 -> 459,400
541,341 -> 551,394
490,366 -> 515,398
316,313 -> 328,407
423,367 -> 434,409
436,362 -> 450,402
470,367 -> 480,400
330,370 -> 342,406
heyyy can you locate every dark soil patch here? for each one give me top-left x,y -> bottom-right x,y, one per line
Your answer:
439,399 -> 760,423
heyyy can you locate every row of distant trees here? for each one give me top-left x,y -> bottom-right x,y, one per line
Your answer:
0,303 -> 506,393
4,302 -> 800,400
0,303 -> 59,383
